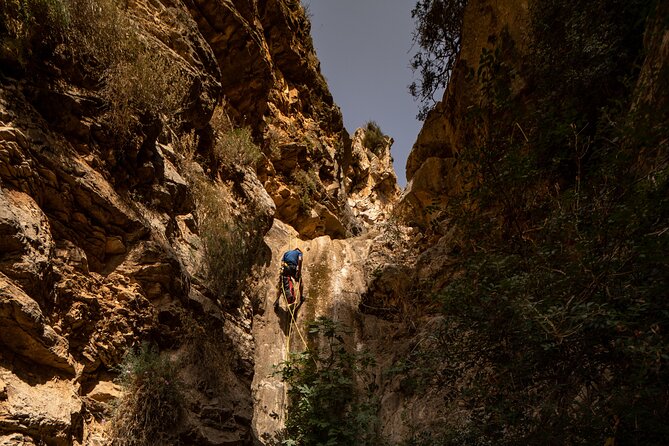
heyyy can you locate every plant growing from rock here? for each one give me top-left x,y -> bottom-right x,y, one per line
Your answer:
190,170 -> 264,307
292,169 -> 319,214
0,0 -> 70,59
276,317 -> 380,446
0,0 -> 189,142
102,48 -> 189,142
214,127 -> 262,168
109,343 -> 182,446
207,106 -> 263,169
362,120 -> 387,156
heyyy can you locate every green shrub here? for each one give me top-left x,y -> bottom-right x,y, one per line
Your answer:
1,0 -> 189,140
110,344 -> 182,446
102,48 -> 189,141
0,0 -> 70,60
190,173 -> 264,307
362,120 -> 386,156
201,217 -> 264,306
179,313 -> 233,394
276,317 -> 380,445
214,127 -> 262,168
292,169 -> 319,214
87,0 -> 188,140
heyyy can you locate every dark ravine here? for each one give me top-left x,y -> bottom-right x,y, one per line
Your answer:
1,0 -> 667,444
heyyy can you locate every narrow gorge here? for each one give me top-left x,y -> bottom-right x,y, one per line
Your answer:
1,0 -> 667,445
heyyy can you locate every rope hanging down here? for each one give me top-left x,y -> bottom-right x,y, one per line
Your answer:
281,275 -> 308,358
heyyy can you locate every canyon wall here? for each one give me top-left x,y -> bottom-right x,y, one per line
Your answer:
0,0 -> 396,443
2,0 -> 665,444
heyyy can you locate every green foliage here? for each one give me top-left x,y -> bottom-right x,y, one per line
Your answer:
214,127 -> 263,168
406,1 -> 669,444
179,313 -> 233,395
194,177 -> 265,307
178,129 -> 265,308
110,344 -> 182,446
293,170 -> 319,214
102,48 -> 189,141
362,121 -> 386,156
276,317 -> 380,446
409,0 -> 468,120
527,0 -> 653,175
0,0 -> 189,141
0,0 -> 70,59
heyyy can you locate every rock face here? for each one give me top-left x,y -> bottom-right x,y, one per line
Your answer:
187,0 -> 358,239
0,0 -> 381,444
251,220 -> 379,441
0,0 -> 402,443
396,0 -> 530,230
346,127 -> 401,227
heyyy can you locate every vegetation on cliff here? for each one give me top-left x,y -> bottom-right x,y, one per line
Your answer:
0,0 -> 270,443
0,0 -> 189,141
409,0 -> 467,120
274,317 -> 379,446
405,0 -> 668,444
362,121 -> 387,156
110,344 -> 183,446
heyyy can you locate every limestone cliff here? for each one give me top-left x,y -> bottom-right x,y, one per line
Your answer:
0,0 -> 398,444
345,127 -> 401,227
385,0 -> 668,443
396,0 -> 531,231
187,0 -> 359,239
3,0 -> 663,444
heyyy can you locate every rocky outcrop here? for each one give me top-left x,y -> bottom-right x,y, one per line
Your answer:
346,127 -> 401,227
251,220 -> 376,440
0,0 -> 402,442
0,0 -> 277,443
396,0 -> 530,230
252,216 -> 448,445
0,83 -> 259,444
188,0 -> 357,240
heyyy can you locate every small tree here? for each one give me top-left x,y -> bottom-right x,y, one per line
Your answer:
409,0 -> 468,120
276,317 -> 379,445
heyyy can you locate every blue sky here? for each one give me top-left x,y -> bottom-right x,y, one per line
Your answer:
306,0 -> 423,186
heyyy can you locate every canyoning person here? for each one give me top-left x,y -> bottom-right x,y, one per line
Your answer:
274,247 -> 303,309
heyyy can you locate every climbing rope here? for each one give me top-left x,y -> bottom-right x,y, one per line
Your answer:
281,273 -> 308,357
282,234 -> 309,357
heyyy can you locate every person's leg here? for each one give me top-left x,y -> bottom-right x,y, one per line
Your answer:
282,273 -> 294,303
287,276 -> 296,304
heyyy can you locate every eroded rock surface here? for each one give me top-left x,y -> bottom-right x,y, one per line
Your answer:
346,127 -> 401,227
0,0 -> 407,444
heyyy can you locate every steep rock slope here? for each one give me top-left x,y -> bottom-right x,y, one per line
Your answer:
251,220 -> 372,440
251,218 -> 420,444
187,0 -> 358,239
0,0 -> 392,444
386,0 -> 668,443
396,0 -> 530,230
0,52 -> 265,446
